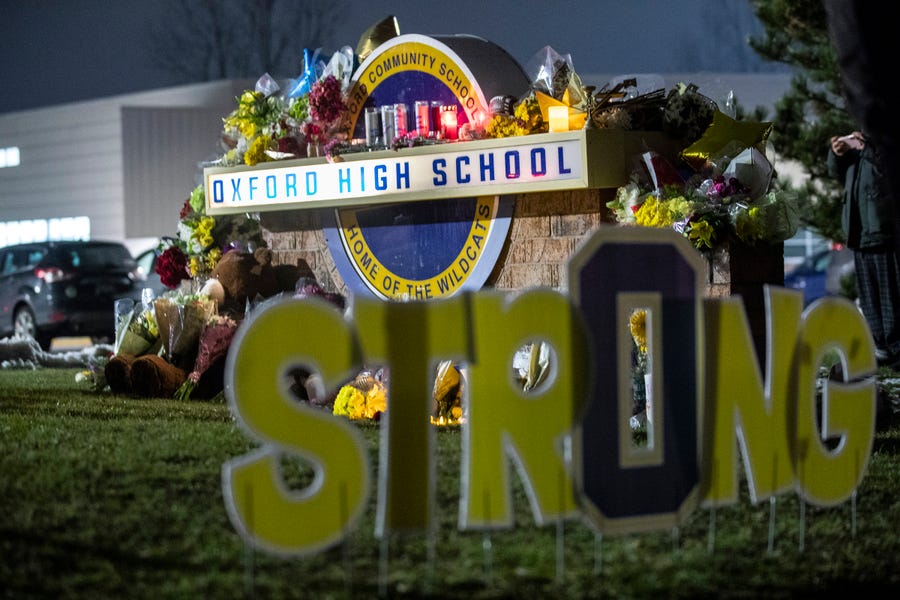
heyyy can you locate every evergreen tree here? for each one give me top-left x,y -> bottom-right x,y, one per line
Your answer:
748,0 -> 857,243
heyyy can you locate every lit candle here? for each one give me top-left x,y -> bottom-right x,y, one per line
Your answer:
549,105 -> 569,132
440,105 -> 458,140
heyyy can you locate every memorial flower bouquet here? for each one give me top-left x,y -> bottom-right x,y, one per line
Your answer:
333,372 -> 388,421
174,314 -> 239,401
153,293 -> 218,372
75,352 -> 112,393
156,243 -> 191,290
156,184 -> 265,288
218,63 -> 351,167
113,300 -> 161,358
607,141 -> 800,253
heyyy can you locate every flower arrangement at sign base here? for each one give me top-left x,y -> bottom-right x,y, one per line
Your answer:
156,184 -> 266,292
174,314 -> 240,401
606,112 -> 800,254
328,361 -> 467,427
88,16 -> 803,421
333,370 -> 388,421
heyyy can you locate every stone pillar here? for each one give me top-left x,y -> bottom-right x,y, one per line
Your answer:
259,209 -> 347,295
488,189 -> 614,291
705,239 -> 785,363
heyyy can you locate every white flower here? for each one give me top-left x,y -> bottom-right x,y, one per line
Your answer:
612,182 -> 643,223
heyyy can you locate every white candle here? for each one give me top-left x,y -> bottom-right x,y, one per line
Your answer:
549,105 -> 569,132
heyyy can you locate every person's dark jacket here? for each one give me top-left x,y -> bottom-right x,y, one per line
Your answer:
827,144 -> 895,250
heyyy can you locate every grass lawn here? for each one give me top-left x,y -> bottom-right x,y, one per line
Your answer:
1,366 -> 899,599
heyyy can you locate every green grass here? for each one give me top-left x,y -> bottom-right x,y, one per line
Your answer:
1,368 -> 899,599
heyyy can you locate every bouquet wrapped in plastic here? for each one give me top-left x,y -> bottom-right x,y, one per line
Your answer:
154,293 -> 218,371
106,292 -> 162,394
174,315 -> 239,400
113,294 -> 161,358
525,45 -> 588,111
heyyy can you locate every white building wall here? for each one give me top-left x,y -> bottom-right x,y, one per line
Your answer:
0,99 -> 125,241
0,79 -> 253,251
121,106 -> 227,240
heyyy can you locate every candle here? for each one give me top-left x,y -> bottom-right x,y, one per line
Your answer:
381,105 -> 396,144
415,101 -> 431,136
365,107 -> 382,147
394,103 -> 408,137
430,101 -> 442,137
440,105 -> 458,140
549,105 -> 569,132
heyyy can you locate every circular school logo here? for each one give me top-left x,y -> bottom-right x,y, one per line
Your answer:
330,195 -> 509,300
324,34 -> 524,300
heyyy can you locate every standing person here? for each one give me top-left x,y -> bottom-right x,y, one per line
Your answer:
827,131 -> 900,367
823,2 -> 900,257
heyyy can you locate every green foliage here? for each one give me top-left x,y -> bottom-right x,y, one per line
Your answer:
2,368 -> 900,598
747,0 -> 859,243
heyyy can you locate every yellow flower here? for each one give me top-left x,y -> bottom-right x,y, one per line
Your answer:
735,206 -> 764,243
244,135 -> 272,166
634,196 -> 673,228
141,309 -> 159,338
364,382 -> 388,418
205,247 -> 222,272
333,380 -> 388,420
687,219 -> 715,249
196,216 -> 215,235
189,256 -> 202,277
485,114 -> 519,138
334,385 -> 366,420
629,309 -> 647,355
513,96 -> 544,135
666,196 -> 693,219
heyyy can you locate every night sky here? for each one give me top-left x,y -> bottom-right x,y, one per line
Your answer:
0,0 -> 782,115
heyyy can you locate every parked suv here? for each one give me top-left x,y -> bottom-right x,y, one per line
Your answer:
0,240 -> 146,349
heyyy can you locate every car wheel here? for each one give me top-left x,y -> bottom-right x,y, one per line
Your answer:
13,306 -> 51,350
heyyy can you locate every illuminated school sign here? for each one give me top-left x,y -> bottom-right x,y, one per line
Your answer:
205,31 -> 636,301
204,130 -> 619,215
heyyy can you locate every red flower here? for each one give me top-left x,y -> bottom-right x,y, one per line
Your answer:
156,245 -> 190,289
309,75 -> 346,124
179,198 -> 193,220
301,121 -> 323,143
277,136 -> 303,156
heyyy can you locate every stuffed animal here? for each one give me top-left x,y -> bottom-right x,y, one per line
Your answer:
203,247 -> 279,315
200,247 -> 313,315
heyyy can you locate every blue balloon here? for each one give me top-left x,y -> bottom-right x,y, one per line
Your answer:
287,48 -> 317,98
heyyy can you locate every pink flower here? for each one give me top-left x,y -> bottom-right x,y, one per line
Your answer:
309,75 -> 346,124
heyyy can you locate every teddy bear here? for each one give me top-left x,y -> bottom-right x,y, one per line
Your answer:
201,247 -> 319,314
203,247 -> 278,315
